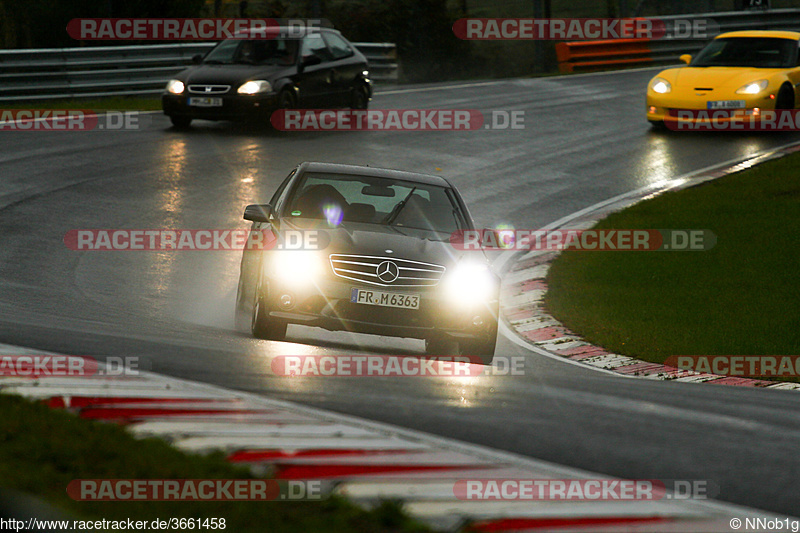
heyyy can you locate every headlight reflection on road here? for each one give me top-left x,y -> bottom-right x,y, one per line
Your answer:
440,373 -> 505,409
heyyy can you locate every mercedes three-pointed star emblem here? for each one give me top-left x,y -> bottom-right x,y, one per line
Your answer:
376,260 -> 399,283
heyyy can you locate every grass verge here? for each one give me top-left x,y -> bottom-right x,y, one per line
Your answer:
545,150 -> 800,379
0,393 -> 430,532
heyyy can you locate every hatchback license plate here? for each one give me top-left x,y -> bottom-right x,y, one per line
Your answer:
188,97 -> 223,107
350,288 -> 419,309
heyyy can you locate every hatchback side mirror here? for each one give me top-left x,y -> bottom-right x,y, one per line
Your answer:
679,54 -> 692,65
299,55 -> 322,72
192,54 -> 203,65
243,204 -> 273,222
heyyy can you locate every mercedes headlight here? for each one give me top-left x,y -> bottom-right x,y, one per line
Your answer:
166,79 -> 185,95
443,261 -> 496,306
238,80 -> 272,95
735,80 -> 768,95
650,77 -> 671,94
270,251 -> 323,285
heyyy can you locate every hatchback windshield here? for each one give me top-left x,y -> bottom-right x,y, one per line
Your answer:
691,37 -> 797,68
203,38 -> 299,66
284,173 -> 465,234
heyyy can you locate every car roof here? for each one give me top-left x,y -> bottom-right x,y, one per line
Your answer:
715,30 -> 800,40
298,162 -> 452,188
234,26 -> 340,38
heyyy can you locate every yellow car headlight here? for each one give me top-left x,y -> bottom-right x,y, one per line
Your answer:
443,261 -> 496,306
650,77 -> 671,94
238,80 -> 272,95
735,80 -> 768,95
270,251 -> 323,286
166,79 -> 185,95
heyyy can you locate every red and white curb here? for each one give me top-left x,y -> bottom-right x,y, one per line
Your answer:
499,142 -> 800,391
0,343 -> 787,532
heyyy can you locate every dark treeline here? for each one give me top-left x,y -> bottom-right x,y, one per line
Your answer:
0,0 -> 537,81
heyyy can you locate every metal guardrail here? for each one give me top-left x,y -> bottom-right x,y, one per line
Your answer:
0,41 -> 398,102
556,8 -> 800,73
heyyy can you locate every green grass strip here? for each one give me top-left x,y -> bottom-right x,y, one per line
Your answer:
546,150 -> 800,378
0,393 -> 430,532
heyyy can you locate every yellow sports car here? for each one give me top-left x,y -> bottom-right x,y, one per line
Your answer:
647,30 -> 800,127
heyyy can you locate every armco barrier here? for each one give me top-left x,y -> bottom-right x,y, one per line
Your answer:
556,8 -> 800,73
555,39 -> 652,73
0,41 -> 398,102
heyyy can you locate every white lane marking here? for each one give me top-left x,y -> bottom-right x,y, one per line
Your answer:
173,436 -> 429,452
133,423 -> 379,438
499,321 -> 629,378
505,290 -> 546,307
377,81 -> 507,96
376,66 -> 667,96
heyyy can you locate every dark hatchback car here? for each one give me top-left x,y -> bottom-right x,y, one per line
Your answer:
162,28 -> 371,128
235,162 -> 500,364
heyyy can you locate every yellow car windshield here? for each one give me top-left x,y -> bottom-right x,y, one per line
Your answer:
692,37 -> 797,68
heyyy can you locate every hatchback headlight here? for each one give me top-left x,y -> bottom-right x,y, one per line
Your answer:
238,80 -> 272,95
443,261 -> 496,306
650,77 -> 671,94
166,79 -> 185,95
735,80 -> 768,95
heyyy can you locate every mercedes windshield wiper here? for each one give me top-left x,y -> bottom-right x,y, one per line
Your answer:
383,187 -> 417,225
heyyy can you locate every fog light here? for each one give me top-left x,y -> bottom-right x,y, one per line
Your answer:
648,106 -> 657,114
472,315 -> 484,327
280,294 -> 294,309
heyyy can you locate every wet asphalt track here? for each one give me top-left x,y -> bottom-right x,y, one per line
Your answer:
1,67 -> 800,516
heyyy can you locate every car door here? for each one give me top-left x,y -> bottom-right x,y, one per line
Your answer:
294,33 -> 336,107
322,32 -> 361,107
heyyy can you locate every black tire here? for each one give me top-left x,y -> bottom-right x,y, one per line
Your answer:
458,340 -> 496,366
169,115 -> 192,128
776,85 -> 795,110
458,322 -> 498,366
251,285 -> 287,340
234,276 -> 250,332
278,89 -> 296,109
266,89 -> 297,130
648,120 -> 666,131
350,83 -> 370,110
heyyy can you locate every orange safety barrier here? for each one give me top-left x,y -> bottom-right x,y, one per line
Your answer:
555,39 -> 653,73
